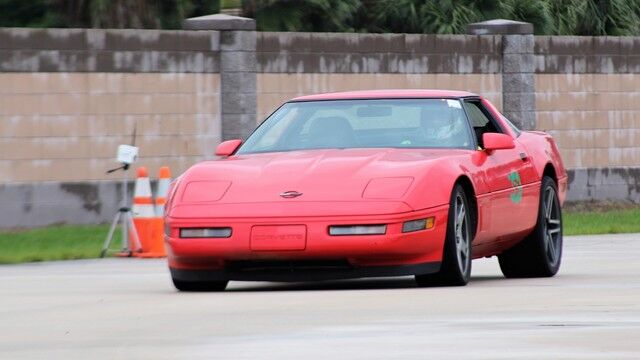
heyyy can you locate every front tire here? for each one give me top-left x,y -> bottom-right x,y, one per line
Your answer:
415,184 -> 472,287
498,176 -> 562,278
172,278 -> 228,292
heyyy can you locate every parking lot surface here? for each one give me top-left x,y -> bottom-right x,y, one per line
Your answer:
1,233 -> 639,359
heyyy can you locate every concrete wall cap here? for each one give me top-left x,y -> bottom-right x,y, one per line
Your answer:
467,19 -> 533,35
183,14 -> 256,31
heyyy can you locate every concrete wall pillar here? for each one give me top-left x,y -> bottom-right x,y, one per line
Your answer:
468,19 -> 536,130
184,14 -> 257,140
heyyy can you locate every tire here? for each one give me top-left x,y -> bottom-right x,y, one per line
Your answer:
498,176 -> 562,278
172,278 -> 228,292
415,184 -> 472,287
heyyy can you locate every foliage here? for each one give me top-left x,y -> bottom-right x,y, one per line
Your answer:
562,0 -> 640,36
1,1 -> 640,35
244,0 -> 640,35
0,0 -> 59,27
242,0 -> 361,32
221,0 -> 241,8
0,0 -> 220,29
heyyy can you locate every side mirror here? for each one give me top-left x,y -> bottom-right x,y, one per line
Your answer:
482,133 -> 515,152
215,139 -> 242,156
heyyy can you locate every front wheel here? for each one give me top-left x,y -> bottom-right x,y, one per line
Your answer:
415,184 -> 472,287
498,176 -> 563,278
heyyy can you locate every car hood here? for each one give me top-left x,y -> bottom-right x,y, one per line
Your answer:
173,148 -> 468,208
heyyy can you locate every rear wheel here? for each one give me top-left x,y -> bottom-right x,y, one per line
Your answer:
172,278 -> 228,292
498,176 -> 562,278
415,184 -> 472,287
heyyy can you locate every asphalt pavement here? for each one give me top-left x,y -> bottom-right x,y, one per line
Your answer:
0,233 -> 639,359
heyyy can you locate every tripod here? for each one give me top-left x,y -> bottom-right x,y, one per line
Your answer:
100,163 -> 142,257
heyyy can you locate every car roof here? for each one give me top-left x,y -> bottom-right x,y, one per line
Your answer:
291,89 -> 479,102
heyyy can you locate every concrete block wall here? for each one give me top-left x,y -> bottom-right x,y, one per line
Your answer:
534,36 -> 640,202
2,23 -> 639,228
0,72 -> 220,182
0,28 -> 222,227
256,32 -> 503,121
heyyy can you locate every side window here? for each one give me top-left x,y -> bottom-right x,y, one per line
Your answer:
463,101 -> 502,148
501,115 -> 521,137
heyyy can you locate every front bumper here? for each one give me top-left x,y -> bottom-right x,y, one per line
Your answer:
170,260 -> 441,282
165,204 -> 449,279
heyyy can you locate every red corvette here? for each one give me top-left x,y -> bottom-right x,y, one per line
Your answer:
164,90 -> 567,291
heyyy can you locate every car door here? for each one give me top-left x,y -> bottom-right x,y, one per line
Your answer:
462,99 -> 538,239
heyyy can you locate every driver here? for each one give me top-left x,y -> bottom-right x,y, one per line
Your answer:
419,100 -> 468,147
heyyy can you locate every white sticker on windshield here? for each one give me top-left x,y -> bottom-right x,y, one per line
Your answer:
447,99 -> 462,109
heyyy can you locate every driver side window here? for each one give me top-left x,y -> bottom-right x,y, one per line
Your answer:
463,101 -> 502,148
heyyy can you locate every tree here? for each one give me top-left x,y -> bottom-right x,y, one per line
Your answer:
243,0 -> 640,36
558,0 -> 640,36
355,0 -> 553,35
1,0 -> 640,35
242,0 -> 361,32
0,0 -> 60,28
0,0 -> 220,29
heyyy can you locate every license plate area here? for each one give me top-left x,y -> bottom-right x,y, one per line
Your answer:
250,225 -> 307,251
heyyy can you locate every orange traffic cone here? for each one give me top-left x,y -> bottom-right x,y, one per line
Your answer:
135,166 -> 170,258
132,167 -> 155,218
129,167 -> 155,256
155,166 -> 171,217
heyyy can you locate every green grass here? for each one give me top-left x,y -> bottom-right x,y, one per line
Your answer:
0,225 -> 120,264
563,207 -> 640,236
0,206 -> 639,264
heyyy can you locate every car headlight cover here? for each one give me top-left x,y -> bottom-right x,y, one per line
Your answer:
181,181 -> 231,202
329,224 -> 387,236
362,177 -> 414,199
180,227 -> 232,238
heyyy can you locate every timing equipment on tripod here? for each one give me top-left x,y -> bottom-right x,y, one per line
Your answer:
101,127 -> 142,257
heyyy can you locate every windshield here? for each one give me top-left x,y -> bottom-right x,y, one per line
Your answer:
237,99 -> 474,154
